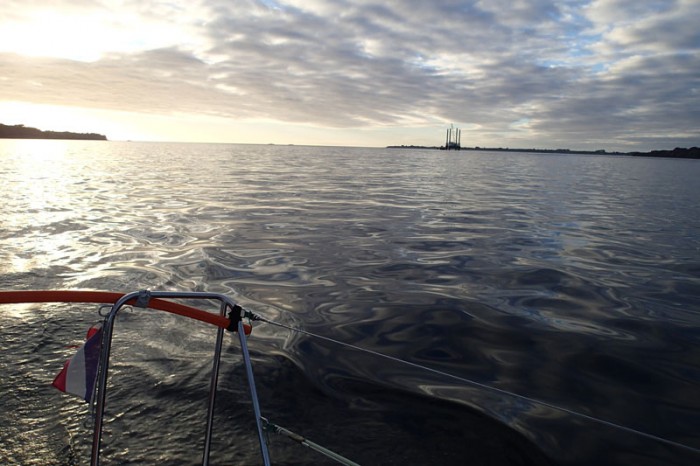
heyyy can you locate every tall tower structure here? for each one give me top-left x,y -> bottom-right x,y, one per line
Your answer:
444,125 -> 461,150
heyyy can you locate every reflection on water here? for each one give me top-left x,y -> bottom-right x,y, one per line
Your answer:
1,141 -> 699,465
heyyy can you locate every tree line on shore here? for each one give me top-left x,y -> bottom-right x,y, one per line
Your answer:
387,144 -> 700,159
0,123 -> 107,141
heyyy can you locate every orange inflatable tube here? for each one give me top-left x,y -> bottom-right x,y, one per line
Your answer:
0,290 -> 232,329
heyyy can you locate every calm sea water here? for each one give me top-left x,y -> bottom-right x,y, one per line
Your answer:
0,140 -> 699,465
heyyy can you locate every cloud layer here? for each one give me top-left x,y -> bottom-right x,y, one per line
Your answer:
1,0 -> 699,150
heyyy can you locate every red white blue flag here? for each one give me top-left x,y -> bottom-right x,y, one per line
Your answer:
52,323 -> 103,403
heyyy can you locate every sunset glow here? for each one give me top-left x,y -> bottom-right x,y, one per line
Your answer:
1,1 -> 698,151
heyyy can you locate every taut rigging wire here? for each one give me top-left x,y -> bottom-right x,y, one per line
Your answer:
254,315 -> 700,456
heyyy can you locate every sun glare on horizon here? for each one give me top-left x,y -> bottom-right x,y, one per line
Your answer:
0,8 -> 189,62
0,101 -> 153,141
1,11 -> 114,62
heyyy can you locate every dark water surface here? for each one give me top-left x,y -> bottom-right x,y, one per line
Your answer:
1,140 -> 699,465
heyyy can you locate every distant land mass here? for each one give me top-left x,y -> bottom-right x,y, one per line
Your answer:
387,145 -> 700,159
0,123 -> 107,141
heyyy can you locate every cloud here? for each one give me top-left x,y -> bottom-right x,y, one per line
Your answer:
1,0 -> 698,150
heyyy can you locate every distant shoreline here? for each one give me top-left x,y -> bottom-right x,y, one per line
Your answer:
0,123 -> 107,141
386,145 -> 700,159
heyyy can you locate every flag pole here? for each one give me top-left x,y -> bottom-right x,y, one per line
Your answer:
90,291 -> 138,465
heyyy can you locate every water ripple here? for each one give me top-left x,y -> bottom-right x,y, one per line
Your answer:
1,141 -> 699,464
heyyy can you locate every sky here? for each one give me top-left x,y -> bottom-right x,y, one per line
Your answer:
1,0 -> 699,151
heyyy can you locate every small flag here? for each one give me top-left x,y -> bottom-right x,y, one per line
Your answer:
52,323 -> 103,403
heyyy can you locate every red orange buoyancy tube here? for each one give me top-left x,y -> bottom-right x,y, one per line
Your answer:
0,290 -> 252,332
